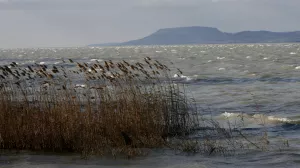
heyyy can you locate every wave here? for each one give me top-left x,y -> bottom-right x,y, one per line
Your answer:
216,112 -> 300,130
281,123 -> 300,130
173,74 -> 193,81
173,76 -> 300,85
220,112 -> 299,124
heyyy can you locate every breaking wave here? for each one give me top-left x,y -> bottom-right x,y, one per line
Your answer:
217,112 -> 300,130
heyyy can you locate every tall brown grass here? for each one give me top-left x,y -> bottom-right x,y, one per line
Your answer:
0,58 -> 267,158
0,58 -> 200,157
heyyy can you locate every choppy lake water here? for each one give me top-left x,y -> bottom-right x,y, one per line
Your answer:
1,44 -> 300,168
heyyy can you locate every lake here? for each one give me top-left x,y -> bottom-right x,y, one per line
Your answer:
0,43 -> 300,168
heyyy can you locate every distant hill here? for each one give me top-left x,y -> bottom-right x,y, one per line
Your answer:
89,26 -> 300,46
88,42 -> 120,47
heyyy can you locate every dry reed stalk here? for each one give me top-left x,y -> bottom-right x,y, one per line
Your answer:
0,58 -> 263,157
0,58 -> 200,157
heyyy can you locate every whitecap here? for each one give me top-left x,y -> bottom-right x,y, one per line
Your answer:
221,112 -> 240,118
185,76 -> 193,81
295,66 -> 300,70
90,59 -> 103,62
218,68 -> 225,71
267,116 -> 292,123
290,52 -> 297,55
173,74 -> 192,81
39,62 -> 45,65
173,74 -> 180,78
219,112 -> 298,126
246,56 -> 251,59
75,84 -> 87,88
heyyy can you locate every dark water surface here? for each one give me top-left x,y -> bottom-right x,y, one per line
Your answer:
1,44 -> 300,167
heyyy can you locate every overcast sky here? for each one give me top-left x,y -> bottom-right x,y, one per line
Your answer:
0,0 -> 299,48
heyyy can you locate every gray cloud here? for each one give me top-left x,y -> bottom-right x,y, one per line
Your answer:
0,0 -> 299,48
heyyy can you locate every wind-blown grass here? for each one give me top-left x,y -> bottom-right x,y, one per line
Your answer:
0,58 -> 201,157
0,58 -> 265,158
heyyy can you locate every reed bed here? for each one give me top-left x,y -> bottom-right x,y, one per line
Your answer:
0,58 -> 202,157
0,58 -> 265,157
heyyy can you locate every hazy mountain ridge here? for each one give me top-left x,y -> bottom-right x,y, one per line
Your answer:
89,26 -> 300,46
